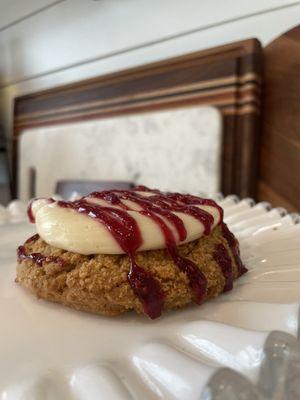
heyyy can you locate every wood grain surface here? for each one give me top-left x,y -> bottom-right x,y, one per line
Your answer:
258,25 -> 300,212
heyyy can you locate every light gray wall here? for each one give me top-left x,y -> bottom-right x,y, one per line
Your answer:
0,0 -> 299,137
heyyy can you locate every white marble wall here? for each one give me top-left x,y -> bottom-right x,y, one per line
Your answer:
19,106 -> 222,200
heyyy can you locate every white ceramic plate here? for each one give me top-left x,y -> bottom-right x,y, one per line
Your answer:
0,196 -> 300,399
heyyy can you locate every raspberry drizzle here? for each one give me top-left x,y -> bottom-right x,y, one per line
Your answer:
24,186 -> 245,318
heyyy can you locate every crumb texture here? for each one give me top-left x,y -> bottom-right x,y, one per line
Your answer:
16,226 -> 241,317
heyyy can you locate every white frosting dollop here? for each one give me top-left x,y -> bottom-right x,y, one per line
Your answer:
31,191 -> 221,255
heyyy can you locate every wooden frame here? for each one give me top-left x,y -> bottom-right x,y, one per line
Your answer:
13,38 -> 262,198
258,25 -> 300,212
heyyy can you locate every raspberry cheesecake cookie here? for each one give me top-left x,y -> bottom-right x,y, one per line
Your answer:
16,187 -> 247,319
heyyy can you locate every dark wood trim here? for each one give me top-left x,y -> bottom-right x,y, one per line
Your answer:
258,25 -> 300,212
13,38 -> 262,198
258,181 -> 298,213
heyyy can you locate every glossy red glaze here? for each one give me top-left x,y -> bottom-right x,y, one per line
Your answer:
221,222 -> 247,276
25,233 -> 40,244
17,245 -> 64,267
213,243 -> 233,292
27,198 -> 55,224
27,199 -> 36,223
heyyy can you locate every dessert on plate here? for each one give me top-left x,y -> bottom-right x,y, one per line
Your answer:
16,186 -> 247,319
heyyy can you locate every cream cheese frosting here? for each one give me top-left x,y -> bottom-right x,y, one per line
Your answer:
29,189 -> 222,255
